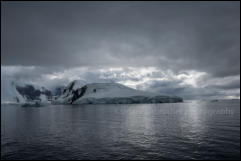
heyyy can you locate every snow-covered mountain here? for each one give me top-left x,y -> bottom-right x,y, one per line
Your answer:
1,79 -> 52,104
2,78 -> 183,105
16,84 -> 52,103
53,80 -> 183,104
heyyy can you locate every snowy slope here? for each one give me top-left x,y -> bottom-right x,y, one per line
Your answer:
52,80 -> 87,104
1,77 -> 52,104
53,81 -> 183,104
1,78 -> 26,103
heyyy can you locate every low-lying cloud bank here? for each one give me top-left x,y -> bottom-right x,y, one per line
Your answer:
1,66 -> 240,100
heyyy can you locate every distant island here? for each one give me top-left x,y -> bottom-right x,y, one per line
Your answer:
2,80 -> 183,105
53,80 -> 183,104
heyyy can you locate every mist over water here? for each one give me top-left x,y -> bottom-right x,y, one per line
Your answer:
1,101 -> 240,160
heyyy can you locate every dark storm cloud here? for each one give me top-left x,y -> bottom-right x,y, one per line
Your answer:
2,1 -> 240,77
1,2 -> 240,99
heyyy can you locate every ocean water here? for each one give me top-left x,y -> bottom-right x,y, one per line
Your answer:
1,101 -> 240,160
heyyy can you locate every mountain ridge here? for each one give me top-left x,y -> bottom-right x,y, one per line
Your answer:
1,79 -> 183,104
53,81 -> 183,104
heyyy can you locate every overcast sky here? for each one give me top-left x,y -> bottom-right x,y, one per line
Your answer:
1,1 -> 240,100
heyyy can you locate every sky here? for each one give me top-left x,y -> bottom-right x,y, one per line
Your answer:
1,1 -> 240,100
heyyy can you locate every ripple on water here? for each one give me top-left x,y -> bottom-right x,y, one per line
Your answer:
1,102 -> 240,160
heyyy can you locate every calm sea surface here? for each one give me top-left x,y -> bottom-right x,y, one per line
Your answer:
1,101 -> 240,160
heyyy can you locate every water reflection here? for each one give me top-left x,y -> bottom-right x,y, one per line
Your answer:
1,102 -> 240,160
124,104 -> 158,149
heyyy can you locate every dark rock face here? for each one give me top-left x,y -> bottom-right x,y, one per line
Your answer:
16,85 -> 52,101
58,81 -> 88,104
16,85 -> 40,100
71,85 -> 87,104
63,81 -> 75,94
42,90 -> 52,98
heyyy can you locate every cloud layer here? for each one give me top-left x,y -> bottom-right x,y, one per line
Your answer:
1,2 -> 240,99
1,66 -> 240,100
